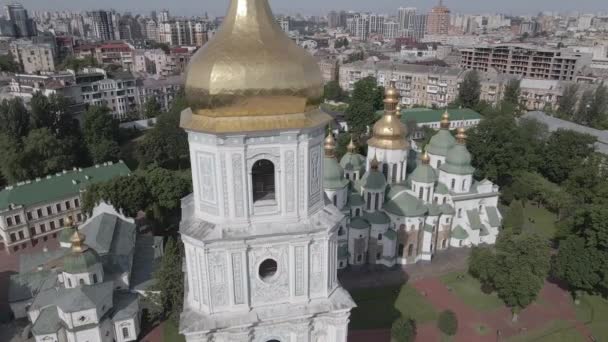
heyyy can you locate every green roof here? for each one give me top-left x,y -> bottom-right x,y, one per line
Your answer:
338,244 -> 349,258
435,182 -> 449,194
486,206 -> 501,228
63,248 -> 101,274
59,226 -> 77,244
348,192 -> 365,207
324,156 -> 349,190
427,129 -> 456,156
466,209 -> 484,230
410,163 -> 437,184
424,224 -> 435,233
0,162 -> 131,210
440,203 -> 455,215
340,152 -> 366,172
383,189 -> 427,217
32,307 -> 62,335
427,203 -> 442,216
362,170 -> 387,191
439,144 -> 475,175
350,217 -> 370,230
363,210 -> 390,225
384,229 -> 397,240
401,108 -> 482,125
452,225 -> 469,240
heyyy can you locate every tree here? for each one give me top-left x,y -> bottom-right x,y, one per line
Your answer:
144,97 -> 162,118
152,237 -> 184,322
391,317 -> 416,342
437,310 -> 458,336
83,105 -> 121,163
88,138 -> 121,164
344,77 -> 384,138
540,130 -> 596,184
350,76 -> 384,110
575,89 -> 594,125
468,247 -> 497,288
502,79 -> 521,110
30,93 -> 76,137
82,174 -> 151,217
59,56 -> 98,72
144,167 -> 191,223
0,98 -> 30,139
323,81 -> 344,102
557,84 -> 579,119
0,54 -> 20,72
456,70 -> 481,109
502,200 -> 525,233
22,128 -> 74,178
588,83 -> 608,128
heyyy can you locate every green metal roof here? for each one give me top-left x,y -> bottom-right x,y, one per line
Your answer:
340,152 -> 366,172
410,163 -> 437,184
32,307 -> 62,335
439,144 -> 475,175
440,203 -> 456,215
324,156 -> 349,190
348,192 -> 365,207
350,217 -> 370,230
383,189 -> 427,217
424,224 -> 435,233
363,210 -> 390,225
338,244 -> 349,258
486,206 -> 501,228
401,108 -> 482,124
63,248 -> 101,274
466,209 -> 484,230
427,129 -> 456,156
362,170 -> 387,191
427,203 -> 442,216
452,225 -> 469,240
384,229 -> 397,240
435,182 -> 449,195
59,226 -> 77,244
0,162 -> 131,210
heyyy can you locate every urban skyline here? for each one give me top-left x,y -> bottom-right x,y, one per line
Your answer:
10,0 -> 608,17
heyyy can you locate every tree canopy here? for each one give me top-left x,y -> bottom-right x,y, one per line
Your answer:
345,76 -> 384,138
456,70 -> 481,109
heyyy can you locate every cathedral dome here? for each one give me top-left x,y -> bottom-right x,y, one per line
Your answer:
181,0 -> 330,133
368,81 -> 408,150
440,128 -> 475,175
323,133 -> 349,190
411,151 -> 437,184
340,138 -> 365,172
63,231 -> 101,274
427,111 -> 455,156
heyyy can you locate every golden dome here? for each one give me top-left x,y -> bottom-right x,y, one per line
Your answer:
368,81 -> 408,150
324,132 -> 336,157
70,230 -> 88,253
440,110 -> 450,129
64,216 -> 73,228
421,150 -> 430,165
395,104 -> 402,118
181,0 -> 330,133
456,127 -> 467,144
347,136 -> 357,153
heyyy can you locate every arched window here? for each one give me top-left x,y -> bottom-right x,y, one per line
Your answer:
442,239 -> 447,249
442,197 -> 447,204
434,196 -> 438,203
374,193 -> 379,210
366,192 -> 371,210
462,179 -> 466,191
79,279 -> 85,285
458,208 -> 462,218
346,173 -> 350,180
378,233 -> 382,241
67,278 -> 72,287
398,244 -> 404,257
459,240 -> 463,247
451,178 -> 455,190
122,327 -> 129,338
333,195 -> 337,207
392,164 -> 398,183
426,188 -> 430,202
407,244 -> 414,257
252,159 -> 275,202
418,187 -> 423,199
400,224 -> 406,231
338,226 -> 344,236
93,274 -> 98,284
437,160 -> 442,168
355,208 -> 361,216
357,254 -> 362,262
382,163 -> 389,178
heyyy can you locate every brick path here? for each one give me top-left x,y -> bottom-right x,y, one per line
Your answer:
140,322 -> 164,342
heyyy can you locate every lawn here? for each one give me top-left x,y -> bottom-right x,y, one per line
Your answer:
522,204 -> 558,240
349,284 -> 437,330
575,294 -> 608,342
439,272 -> 504,311
507,320 -> 585,342
164,320 -> 186,342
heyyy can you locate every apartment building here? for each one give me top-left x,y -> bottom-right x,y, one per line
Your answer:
459,44 -> 592,81
10,39 -> 55,73
317,57 -> 339,83
133,48 -> 192,76
136,74 -> 183,114
0,162 -> 130,253
95,42 -> 135,71
78,70 -> 138,119
158,20 -> 207,46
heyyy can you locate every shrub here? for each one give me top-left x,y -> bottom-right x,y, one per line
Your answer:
437,310 -> 458,336
481,282 -> 494,294
391,316 -> 416,342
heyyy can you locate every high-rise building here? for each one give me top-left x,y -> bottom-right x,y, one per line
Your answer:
383,21 -> 399,39
369,14 -> 385,33
4,3 -> 36,37
159,10 -> 170,22
91,10 -> 117,41
328,10 -> 340,28
412,14 -> 428,40
398,7 -> 416,36
426,0 -> 450,35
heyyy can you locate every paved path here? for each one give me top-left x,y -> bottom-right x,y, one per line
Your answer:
140,322 -> 164,342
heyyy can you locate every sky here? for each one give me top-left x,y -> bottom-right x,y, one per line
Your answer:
12,0 -> 608,17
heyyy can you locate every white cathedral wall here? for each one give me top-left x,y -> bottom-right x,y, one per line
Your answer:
186,126 -> 326,227
428,153 -> 446,170
438,171 -> 473,194
34,333 -> 59,342
325,187 -> 348,210
66,324 -> 103,342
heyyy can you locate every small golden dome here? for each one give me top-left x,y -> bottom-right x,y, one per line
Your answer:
440,110 -> 450,129
456,127 -> 467,144
181,0 -> 330,133
368,80 -> 408,150
421,150 -> 431,165
70,230 -> 88,253
64,216 -> 73,228
370,154 -> 380,170
324,132 -> 336,157
395,104 -> 402,118
347,136 -> 357,153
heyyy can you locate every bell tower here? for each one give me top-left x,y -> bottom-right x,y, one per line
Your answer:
178,1 -> 355,341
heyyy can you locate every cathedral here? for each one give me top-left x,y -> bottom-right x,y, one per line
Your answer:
325,86 -> 502,269
177,0 -> 501,341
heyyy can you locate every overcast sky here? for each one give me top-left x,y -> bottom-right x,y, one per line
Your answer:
12,0 -> 608,17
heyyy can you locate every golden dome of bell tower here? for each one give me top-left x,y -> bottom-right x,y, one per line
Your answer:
367,81 -> 408,150
181,0 -> 331,133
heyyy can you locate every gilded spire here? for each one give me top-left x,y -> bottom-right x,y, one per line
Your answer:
370,154 -> 380,171
383,80 -> 399,112
368,80 -> 408,150
347,136 -> 357,153
440,110 -> 450,129
70,230 -> 88,253
421,149 -> 431,165
324,132 -> 336,157
456,127 -> 467,144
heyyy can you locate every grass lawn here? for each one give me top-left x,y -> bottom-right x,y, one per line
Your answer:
439,272 -> 504,311
164,320 -> 185,342
349,284 -> 437,330
522,204 -> 558,240
506,320 -> 585,342
575,294 -> 608,342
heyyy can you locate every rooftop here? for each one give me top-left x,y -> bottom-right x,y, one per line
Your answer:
401,108 -> 482,124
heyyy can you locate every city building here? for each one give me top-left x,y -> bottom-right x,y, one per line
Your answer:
158,20 -> 207,46
398,7 -> 417,36
10,39 -> 55,73
90,10 -> 117,41
178,0 -> 355,340
4,3 -> 36,37
426,0 -> 451,35
383,21 -> 399,39
399,108 -> 482,139
95,42 -> 135,71
459,44 -> 592,81
133,48 -> 192,77
136,74 -> 183,114
318,56 -> 339,83
0,162 -> 130,253
8,203 -> 163,342
78,69 -> 138,119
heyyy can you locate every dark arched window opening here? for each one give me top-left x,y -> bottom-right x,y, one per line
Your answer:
93,274 -> 98,283
355,208 -> 361,216
382,163 -> 389,178
418,187 -> 423,199
437,160 -> 442,168
366,193 -> 371,210
442,239 -> 447,249
392,164 -> 398,183
338,226 -> 344,236
398,244 -> 404,256
252,159 -> 275,202
374,193 -> 379,210
407,244 -> 414,257
451,178 -> 455,190
333,195 -> 337,207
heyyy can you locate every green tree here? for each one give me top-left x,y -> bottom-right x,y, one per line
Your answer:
350,76 -> 384,110
503,200 -> 525,233
557,84 -> 579,119
144,97 -> 162,118
152,237 -> 184,322
575,89 -> 594,125
391,317 -> 416,342
0,134 -> 28,183
0,54 -> 20,72
553,236 -> 603,296
540,130 -> 596,184
144,167 -> 191,222
437,310 -> 458,336
468,247 -> 497,287
82,174 -> 151,217
30,93 -> 77,137
344,77 -> 384,138
0,98 -> 30,139
22,128 -> 74,178
502,79 -> 521,110
323,81 -> 344,102
456,70 -> 481,109
83,105 -> 121,163
588,83 -> 608,128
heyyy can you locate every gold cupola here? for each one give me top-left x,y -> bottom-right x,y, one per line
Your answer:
181,0 -> 331,133
324,132 -> 337,157
368,81 -> 408,150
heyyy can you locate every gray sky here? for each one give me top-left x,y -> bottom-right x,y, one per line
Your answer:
12,0 -> 608,16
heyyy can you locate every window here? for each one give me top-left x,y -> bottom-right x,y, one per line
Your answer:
30,228 -> 36,236
374,193 -> 380,210
392,164 -> 398,183
50,221 -> 56,230
382,163 -> 389,178
434,197 -> 438,203
398,244 -> 404,257
355,208 -> 360,216
376,252 -> 381,260
418,187 -> 424,199
6,217 -> 13,227
366,193 -> 371,210
77,213 -> 83,222
59,218 -> 64,227
442,197 -> 447,204
93,274 -> 98,283
40,224 -> 46,233
252,160 -> 275,202
458,208 -> 462,218
445,217 -> 450,224
258,259 -> 278,281
407,244 -> 414,257
79,279 -> 85,285
338,227 -> 345,236
56,203 -> 62,212
462,179 -> 466,191
333,195 -> 337,207
356,254 -> 362,262
451,179 -> 455,190
46,206 -> 52,215
442,239 -> 447,249
27,212 -> 33,220
378,234 -> 383,241
74,198 -> 80,207
37,209 -> 43,218
18,231 -> 25,240
122,327 -> 129,338
10,233 -> 16,242
14,215 -> 21,224
65,201 -> 71,210
67,278 -> 72,287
